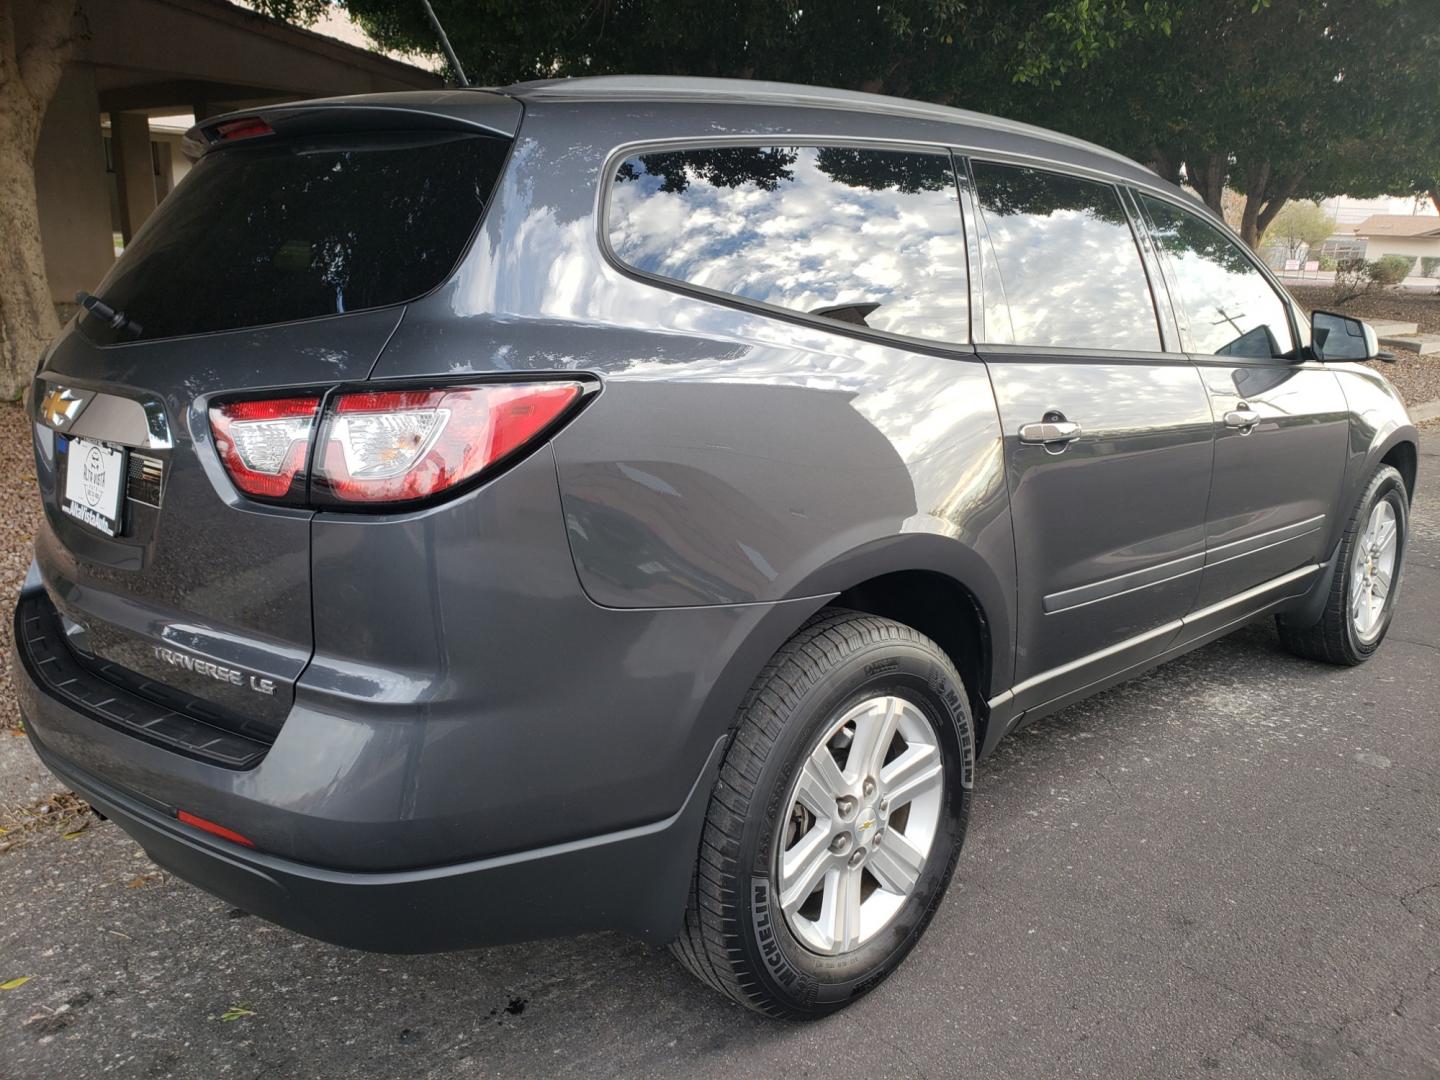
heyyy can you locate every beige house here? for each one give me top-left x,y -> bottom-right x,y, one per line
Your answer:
1350,214 -> 1440,273
31,0 -> 441,304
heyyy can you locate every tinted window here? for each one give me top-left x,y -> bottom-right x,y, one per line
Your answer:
608,146 -> 969,342
972,162 -> 1160,351
80,132 -> 510,344
1140,195 -> 1295,359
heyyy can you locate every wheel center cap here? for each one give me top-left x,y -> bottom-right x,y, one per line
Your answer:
855,808 -> 879,843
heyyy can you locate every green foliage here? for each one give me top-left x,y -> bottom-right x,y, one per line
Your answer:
1264,201 -> 1334,257
1318,254 -> 1338,271
253,0 -> 1440,245
254,1 -> 1176,99
1421,256 -> 1440,278
1369,255 -> 1415,287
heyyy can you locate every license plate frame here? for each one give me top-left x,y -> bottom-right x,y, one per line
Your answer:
61,436 -> 126,537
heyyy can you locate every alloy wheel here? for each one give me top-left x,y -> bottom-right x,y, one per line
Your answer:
1351,499 -> 1399,643
775,694 -> 945,955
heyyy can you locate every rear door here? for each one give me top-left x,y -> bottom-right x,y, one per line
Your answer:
968,160 -> 1214,713
31,115 -> 513,743
1135,194 -> 1350,617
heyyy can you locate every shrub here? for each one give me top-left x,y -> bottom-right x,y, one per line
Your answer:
1421,256 -> 1440,279
1318,254 -> 1338,271
1333,257 -> 1370,302
1368,255 -> 1414,287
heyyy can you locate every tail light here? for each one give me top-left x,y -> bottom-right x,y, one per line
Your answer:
208,381 -> 588,508
209,397 -> 319,499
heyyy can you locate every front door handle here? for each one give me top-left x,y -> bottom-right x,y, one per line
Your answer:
1224,404 -> 1261,430
1018,419 -> 1083,445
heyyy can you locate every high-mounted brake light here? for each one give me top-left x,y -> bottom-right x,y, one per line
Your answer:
314,383 -> 584,504
208,382 -> 589,508
209,397 -> 320,499
213,117 -> 274,142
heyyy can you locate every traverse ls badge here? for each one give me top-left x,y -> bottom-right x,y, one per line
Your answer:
153,645 -> 277,696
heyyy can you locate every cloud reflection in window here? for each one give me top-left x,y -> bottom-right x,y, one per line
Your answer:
973,162 -> 1161,352
609,146 -> 970,344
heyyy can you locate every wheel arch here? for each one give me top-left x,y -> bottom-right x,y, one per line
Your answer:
826,570 -> 995,754
1380,435 -> 1418,501
698,533 -> 1015,764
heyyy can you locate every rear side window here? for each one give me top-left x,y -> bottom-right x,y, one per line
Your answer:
607,145 -> 969,343
1139,195 -> 1296,360
80,131 -> 510,344
972,162 -> 1161,351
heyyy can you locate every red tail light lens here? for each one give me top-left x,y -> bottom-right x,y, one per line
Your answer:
314,382 -> 584,504
209,397 -> 320,499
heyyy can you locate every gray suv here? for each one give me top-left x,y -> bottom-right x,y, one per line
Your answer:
15,77 -> 1417,1019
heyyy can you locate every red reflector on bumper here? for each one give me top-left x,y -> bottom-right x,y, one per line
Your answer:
177,810 -> 256,848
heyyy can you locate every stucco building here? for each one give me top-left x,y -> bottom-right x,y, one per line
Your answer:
1348,214 -> 1440,273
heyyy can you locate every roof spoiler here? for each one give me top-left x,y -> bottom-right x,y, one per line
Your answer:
182,92 -> 523,161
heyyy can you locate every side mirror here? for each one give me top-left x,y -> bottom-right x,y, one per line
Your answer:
1312,310 -> 1378,362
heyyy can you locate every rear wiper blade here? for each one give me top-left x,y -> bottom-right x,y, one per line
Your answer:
75,290 -> 143,337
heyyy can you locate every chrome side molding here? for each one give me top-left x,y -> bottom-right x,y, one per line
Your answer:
1001,562 -> 1320,709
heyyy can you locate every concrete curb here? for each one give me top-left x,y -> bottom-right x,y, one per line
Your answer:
1411,399 -> 1440,424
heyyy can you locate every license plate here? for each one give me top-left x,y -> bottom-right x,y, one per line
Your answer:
62,437 -> 126,537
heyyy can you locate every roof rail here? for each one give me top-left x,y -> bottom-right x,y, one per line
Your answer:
503,75 -> 1151,176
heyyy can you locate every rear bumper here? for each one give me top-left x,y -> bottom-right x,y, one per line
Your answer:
23,712 -> 725,952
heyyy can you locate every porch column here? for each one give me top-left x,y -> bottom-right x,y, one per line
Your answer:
111,111 -> 156,242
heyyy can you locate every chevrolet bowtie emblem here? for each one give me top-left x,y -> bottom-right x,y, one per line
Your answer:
40,385 -> 86,429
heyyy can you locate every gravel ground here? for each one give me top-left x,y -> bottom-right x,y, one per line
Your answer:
1287,284 -> 1440,335
1289,285 -> 1440,408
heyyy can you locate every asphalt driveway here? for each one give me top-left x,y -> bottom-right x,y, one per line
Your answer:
1,435 -> 1437,1080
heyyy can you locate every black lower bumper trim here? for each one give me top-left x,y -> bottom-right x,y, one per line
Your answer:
15,590 -> 269,769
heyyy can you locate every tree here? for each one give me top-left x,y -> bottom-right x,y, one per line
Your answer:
0,1 -> 85,399
259,0 -> 1440,253
1024,0 -> 1440,248
1264,201 -> 1335,260
257,1 -> 1174,100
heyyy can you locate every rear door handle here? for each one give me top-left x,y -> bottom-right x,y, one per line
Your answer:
1224,405 -> 1261,430
1018,419 -> 1082,445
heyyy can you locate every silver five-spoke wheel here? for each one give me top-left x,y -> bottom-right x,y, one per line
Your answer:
776,694 -> 944,955
1351,499 -> 1398,643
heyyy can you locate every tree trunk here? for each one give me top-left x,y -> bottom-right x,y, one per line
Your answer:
0,147 -> 58,399
1237,163 -> 1304,251
1185,151 -> 1228,216
1430,188 -> 1440,216
0,1 -> 84,401
1146,145 -> 1183,187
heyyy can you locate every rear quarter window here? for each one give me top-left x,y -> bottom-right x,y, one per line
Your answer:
80,131 -> 510,344
606,144 -> 970,344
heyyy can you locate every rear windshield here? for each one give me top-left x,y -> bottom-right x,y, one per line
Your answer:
80,131 -> 510,344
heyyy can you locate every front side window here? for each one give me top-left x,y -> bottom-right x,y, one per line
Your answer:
971,162 -> 1161,351
607,145 -> 970,343
1140,195 -> 1296,360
